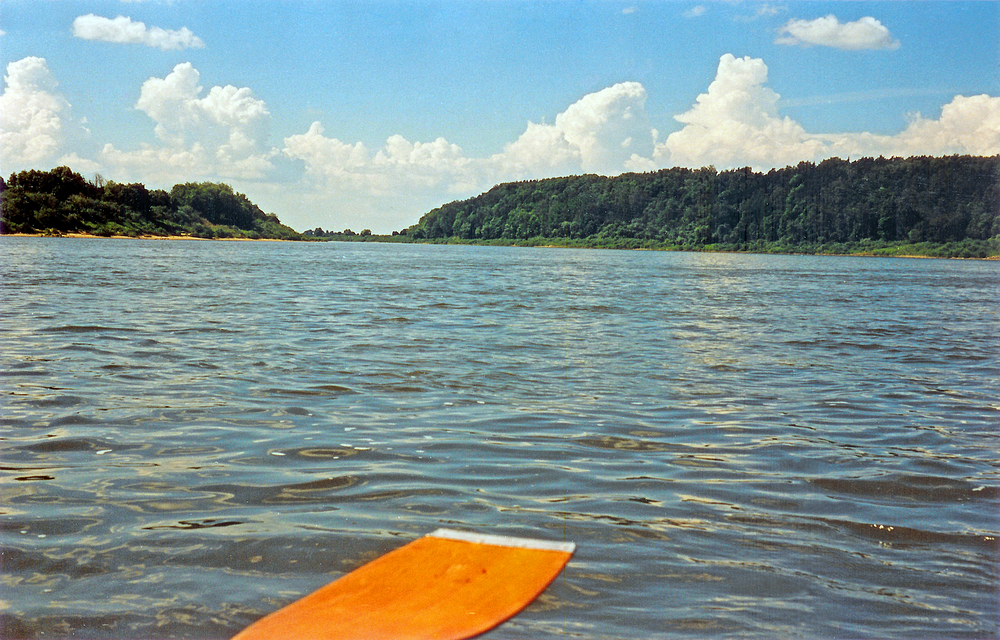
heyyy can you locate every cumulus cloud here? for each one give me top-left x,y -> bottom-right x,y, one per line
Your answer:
776,15 -> 900,50
895,94 -> 1000,156
135,63 -> 270,146
284,122 -> 368,178
660,54 -> 825,168
283,122 -> 475,196
661,54 -> 999,171
72,14 -> 205,51
684,6 -> 707,18
0,57 -> 75,167
102,62 -> 274,181
822,94 -> 1000,159
557,82 -> 654,173
279,82 -> 657,229
285,81 -> 655,198
55,152 -> 103,174
280,122 -> 484,229
494,121 -> 582,178
493,82 -> 654,178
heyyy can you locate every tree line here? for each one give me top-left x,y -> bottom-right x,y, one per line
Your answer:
403,155 -> 999,257
0,166 -> 302,240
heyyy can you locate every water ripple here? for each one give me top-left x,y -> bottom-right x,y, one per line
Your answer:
1,239 -> 997,639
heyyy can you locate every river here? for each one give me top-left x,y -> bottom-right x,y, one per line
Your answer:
1,237 -> 997,638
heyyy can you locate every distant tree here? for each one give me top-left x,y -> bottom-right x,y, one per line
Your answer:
1,166 -> 303,239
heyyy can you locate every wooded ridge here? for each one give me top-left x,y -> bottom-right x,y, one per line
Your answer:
396,155 -> 998,258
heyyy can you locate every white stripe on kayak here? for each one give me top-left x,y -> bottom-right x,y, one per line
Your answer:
428,528 -> 576,554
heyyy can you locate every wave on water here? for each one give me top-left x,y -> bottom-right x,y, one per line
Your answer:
1,239 -> 997,639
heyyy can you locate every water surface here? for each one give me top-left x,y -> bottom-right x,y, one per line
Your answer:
2,238 -> 997,638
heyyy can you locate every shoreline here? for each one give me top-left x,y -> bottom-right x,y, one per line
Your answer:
1,232 -> 292,242
416,239 -> 998,261
3,233 -> 995,260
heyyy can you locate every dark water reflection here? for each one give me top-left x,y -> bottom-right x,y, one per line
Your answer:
2,238 -> 998,639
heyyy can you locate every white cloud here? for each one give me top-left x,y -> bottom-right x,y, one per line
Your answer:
284,123 -> 464,205
163,60 -> 1000,230
661,54 -> 999,171
776,15 -> 900,50
493,120 -> 581,178
283,123 -> 474,194
103,62 -> 274,182
135,66 -> 270,153
734,4 -> 785,23
100,142 -> 212,184
755,4 -> 782,18
280,123 -> 480,230
283,82 -> 654,213
555,82 -> 654,174
896,94 -> 1000,156
278,82 -> 656,229
0,57 -> 75,167
56,152 -> 103,174
659,54 -> 825,168
821,94 -> 1000,159
492,82 -> 653,178
72,14 -> 205,51
684,5 -> 707,18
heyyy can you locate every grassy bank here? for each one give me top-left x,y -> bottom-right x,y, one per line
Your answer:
321,234 -> 999,259
9,230 -> 995,259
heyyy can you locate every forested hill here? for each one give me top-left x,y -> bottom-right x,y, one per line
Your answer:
0,167 -> 301,240
405,155 -> 999,256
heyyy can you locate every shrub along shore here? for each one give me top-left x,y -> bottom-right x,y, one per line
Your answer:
305,233 -> 997,259
6,228 -> 996,259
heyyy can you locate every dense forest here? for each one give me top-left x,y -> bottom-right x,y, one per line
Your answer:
0,166 -> 302,240
404,155 -> 999,257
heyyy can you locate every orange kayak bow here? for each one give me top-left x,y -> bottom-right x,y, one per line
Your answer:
232,528 -> 576,640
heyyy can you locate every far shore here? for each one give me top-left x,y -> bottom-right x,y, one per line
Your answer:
1,232 -> 293,242
530,245 -> 997,261
3,232 -> 996,260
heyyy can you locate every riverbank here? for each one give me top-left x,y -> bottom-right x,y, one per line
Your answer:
1,232 -> 298,241
314,234 -> 1000,260
5,232 -> 996,259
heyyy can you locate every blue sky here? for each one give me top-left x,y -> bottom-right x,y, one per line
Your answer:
2,1 -> 998,233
